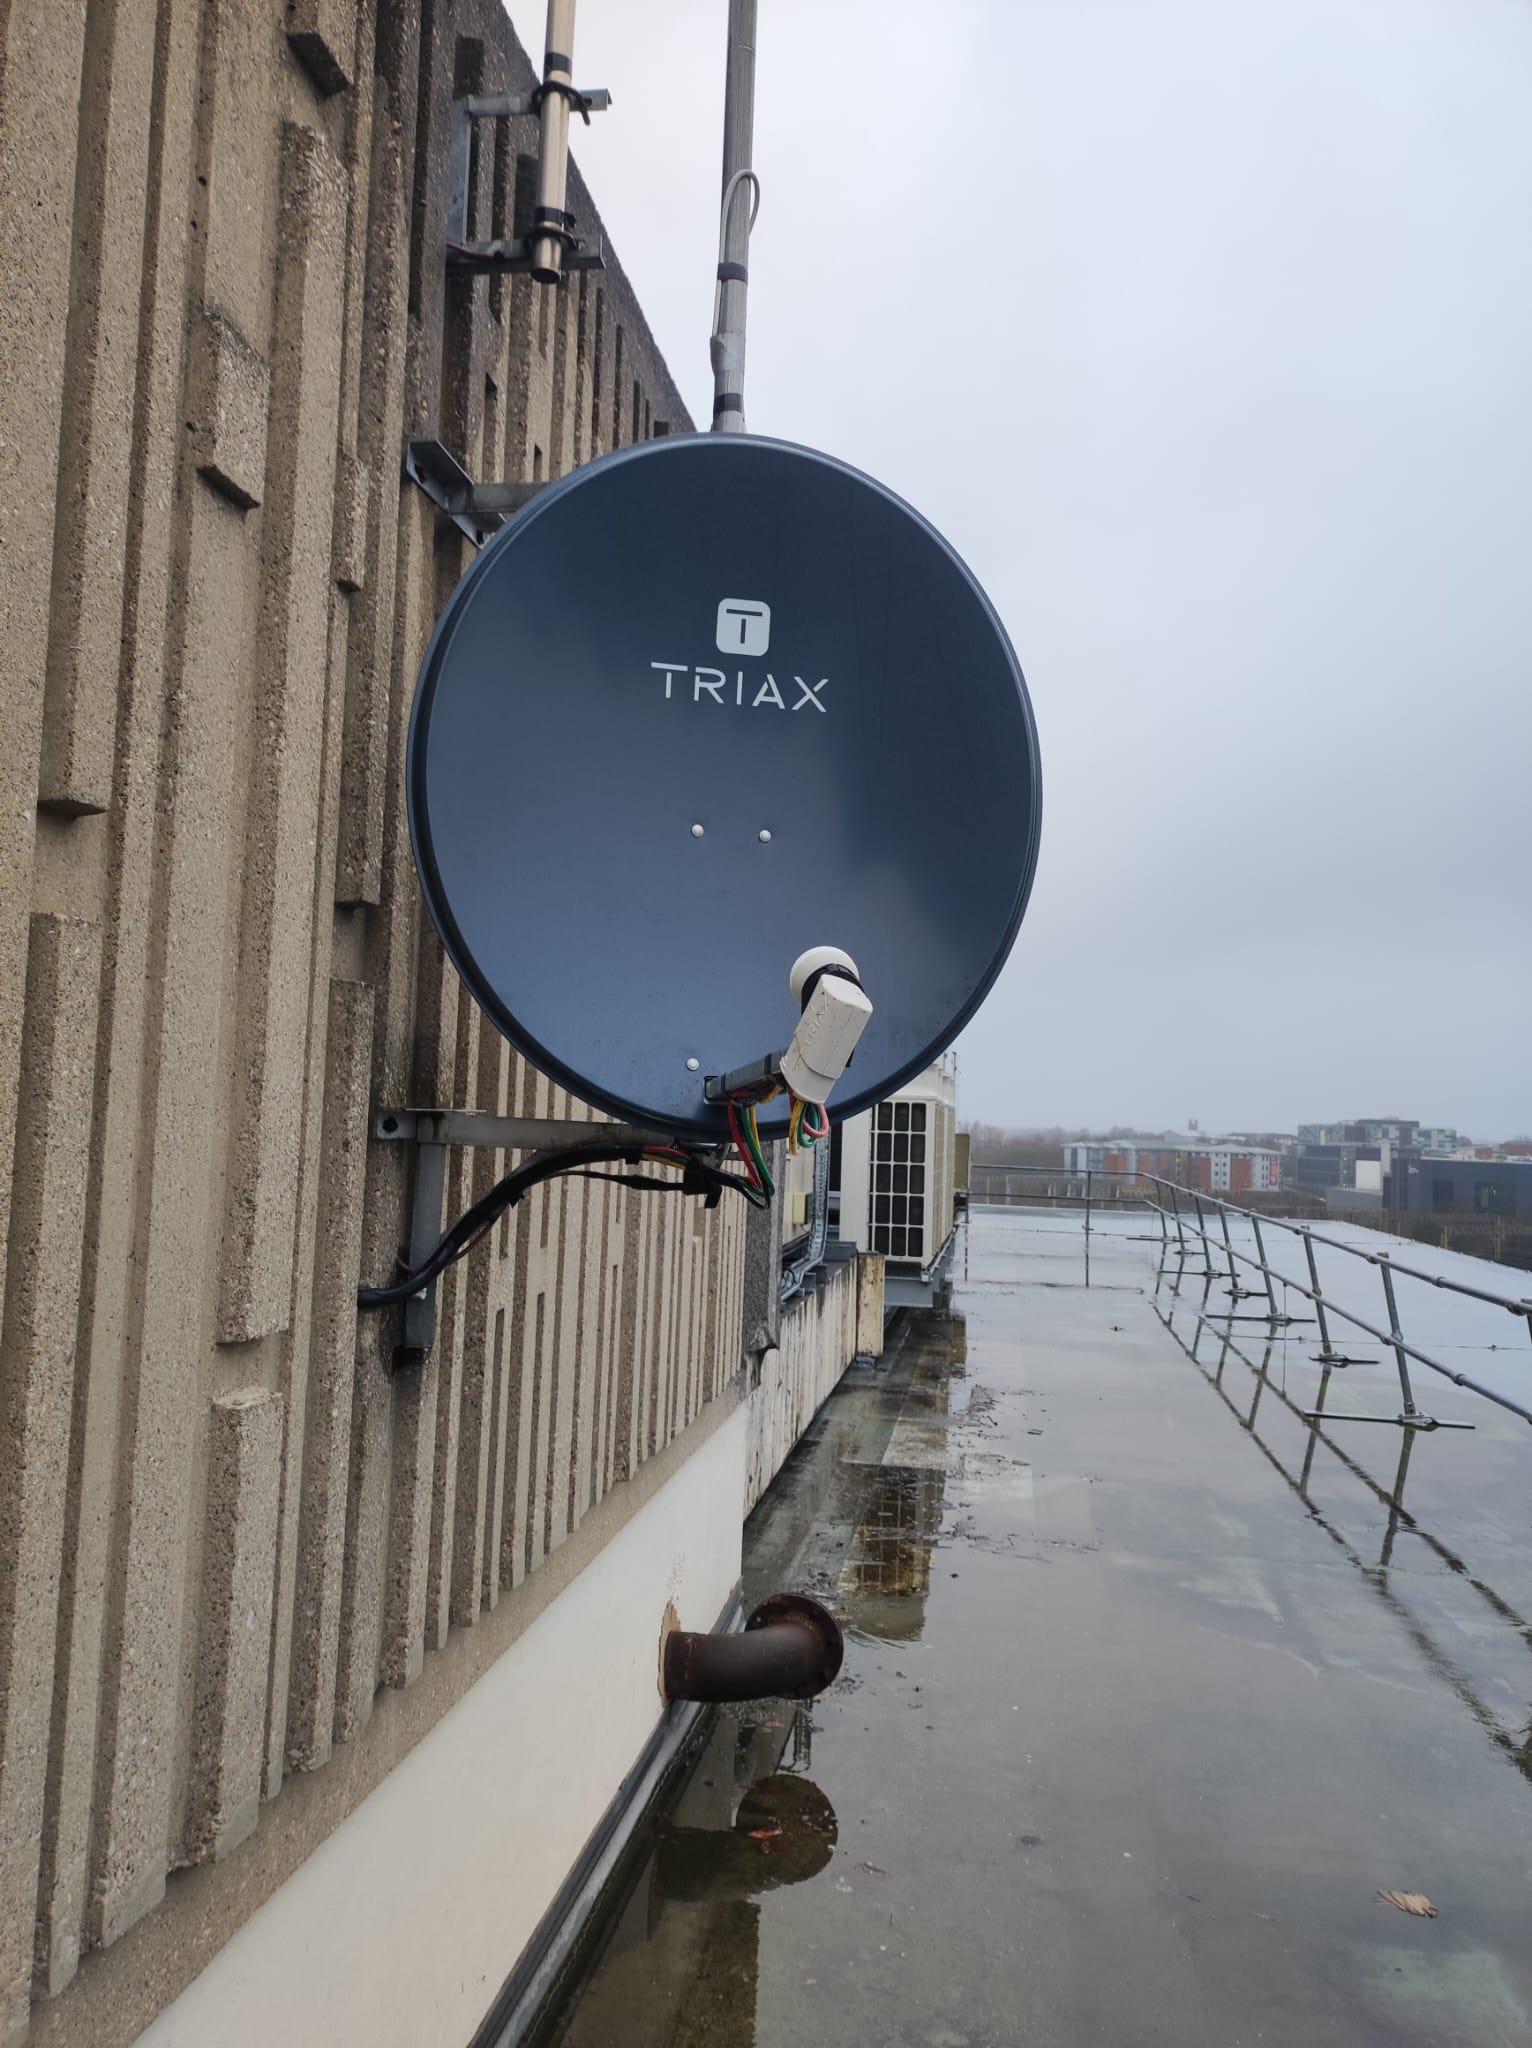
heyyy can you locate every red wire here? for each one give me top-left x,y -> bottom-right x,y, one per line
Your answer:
727,1099 -> 764,1190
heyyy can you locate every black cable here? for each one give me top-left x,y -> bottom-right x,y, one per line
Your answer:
568,1171 -> 695,1192
357,1146 -> 765,1311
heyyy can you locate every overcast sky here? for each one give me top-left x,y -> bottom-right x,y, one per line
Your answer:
506,0 -> 1532,1138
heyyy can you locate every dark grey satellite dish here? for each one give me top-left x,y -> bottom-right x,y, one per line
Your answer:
407,433 -> 1042,1138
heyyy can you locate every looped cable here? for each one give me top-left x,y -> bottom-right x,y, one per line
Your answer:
712,169 -> 761,336
711,169 -> 761,425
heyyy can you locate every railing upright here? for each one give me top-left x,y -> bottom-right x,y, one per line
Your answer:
1191,1194 -> 1210,1279
1217,1205 -> 1243,1296
1248,1214 -> 1279,1317
1377,1256 -> 1421,1421
1300,1227 -> 1368,1368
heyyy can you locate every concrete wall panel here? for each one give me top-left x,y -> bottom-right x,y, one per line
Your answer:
285,975 -> 374,1772
218,121 -> 349,1343
184,1388 -> 285,1865
0,916 -> 99,2043
38,0 -> 160,815
0,0 -> 89,1337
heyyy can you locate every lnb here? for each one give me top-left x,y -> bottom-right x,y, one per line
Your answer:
782,948 -> 873,1107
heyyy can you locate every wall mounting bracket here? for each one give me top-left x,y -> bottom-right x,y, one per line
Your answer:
446,233 -> 606,277
447,87 -> 609,279
372,1107 -> 707,1357
404,438 -> 546,548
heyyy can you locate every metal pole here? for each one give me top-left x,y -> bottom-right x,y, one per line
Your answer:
1377,1256 -> 1419,1417
402,1138 -> 448,1354
1302,1227 -> 1337,1362
1218,1204 -> 1241,1294
712,0 -> 757,431
1249,1214 -> 1278,1316
530,0 -> 578,283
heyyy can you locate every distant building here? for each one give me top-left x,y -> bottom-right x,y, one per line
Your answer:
1394,1158 -> 1532,1218
1296,1118 -> 1436,1149
1290,1117 -> 1461,1210
1288,1141 -> 1392,1203
1416,1126 -> 1460,1154
1063,1136 -> 1281,1194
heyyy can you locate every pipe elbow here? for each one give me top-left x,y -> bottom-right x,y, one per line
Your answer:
662,1593 -> 843,1704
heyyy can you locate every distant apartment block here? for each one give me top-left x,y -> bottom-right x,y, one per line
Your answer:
1295,1118 -> 1458,1153
1393,1157 -> 1532,1218
1063,1137 -> 1282,1194
1288,1142 -> 1391,1201
1416,1126 -> 1461,1154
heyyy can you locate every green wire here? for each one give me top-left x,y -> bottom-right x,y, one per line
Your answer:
746,1103 -> 774,1196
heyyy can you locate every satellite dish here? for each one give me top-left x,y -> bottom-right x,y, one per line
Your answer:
407,433 -> 1042,1138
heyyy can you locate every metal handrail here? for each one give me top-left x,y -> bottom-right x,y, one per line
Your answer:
968,1162 -> 1532,1429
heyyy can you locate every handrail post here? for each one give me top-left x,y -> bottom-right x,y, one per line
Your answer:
1191,1193 -> 1213,1280
1377,1256 -> 1419,1419
1085,1168 -> 1092,1239
1248,1213 -> 1278,1317
1301,1227 -> 1336,1362
1218,1203 -> 1243,1296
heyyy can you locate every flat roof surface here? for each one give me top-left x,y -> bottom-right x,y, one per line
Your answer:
540,1207 -> 1532,2047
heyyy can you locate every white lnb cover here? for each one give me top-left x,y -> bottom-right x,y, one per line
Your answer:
788,945 -> 859,1006
781,975 -> 874,1106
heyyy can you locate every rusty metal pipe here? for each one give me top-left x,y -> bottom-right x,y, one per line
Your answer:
663,1593 -> 842,1704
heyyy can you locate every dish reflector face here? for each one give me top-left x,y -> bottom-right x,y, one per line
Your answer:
408,434 -> 1042,1136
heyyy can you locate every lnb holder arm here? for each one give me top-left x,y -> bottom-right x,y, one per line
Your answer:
703,1053 -> 782,1104
704,947 -> 873,1111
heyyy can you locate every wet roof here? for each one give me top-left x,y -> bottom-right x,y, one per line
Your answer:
538,1208 -> 1532,2048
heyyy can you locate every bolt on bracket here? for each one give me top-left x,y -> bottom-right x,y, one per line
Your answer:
446,89 -> 609,278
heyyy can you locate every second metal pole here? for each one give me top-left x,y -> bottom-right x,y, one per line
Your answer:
530,0 -> 578,282
711,0 -> 757,430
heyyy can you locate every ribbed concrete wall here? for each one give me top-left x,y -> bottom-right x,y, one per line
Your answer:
0,6 -> 744,2042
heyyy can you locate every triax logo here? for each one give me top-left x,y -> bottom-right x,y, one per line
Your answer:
716,597 -> 770,656
650,598 -> 829,713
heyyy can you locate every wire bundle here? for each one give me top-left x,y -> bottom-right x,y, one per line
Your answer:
726,1094 -> 775,1198
358,1141 -> 766,1311
724,1085 -> 831,1200
788,1097 -> 830,1152
360,1092 -> 834,1315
